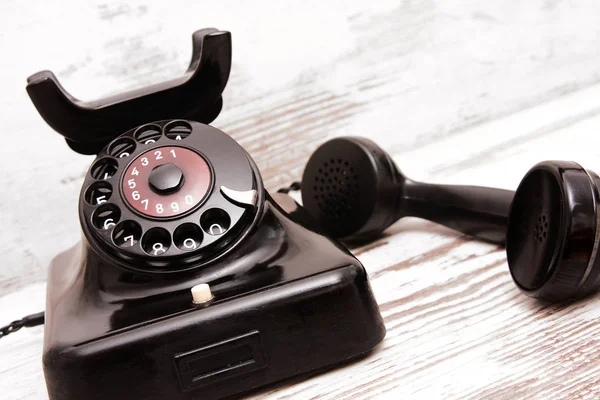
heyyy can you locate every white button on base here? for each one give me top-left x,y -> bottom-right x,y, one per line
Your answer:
191,283 -> 214,304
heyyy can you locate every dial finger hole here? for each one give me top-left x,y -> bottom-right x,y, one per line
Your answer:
108,137 -> 136,159
85,181 -> 113,205
92,204 -> 121,230
112,220 -> 142,248
142,228 -> 172,256
201,208 -> 231,236
134,124 -> 162,145
174,223 -> 204,251
91,158 -> 118,180
165,120 -> 192,140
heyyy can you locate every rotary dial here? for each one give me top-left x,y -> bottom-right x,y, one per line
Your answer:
79,120 -> 263,272
122,146 -> 211,218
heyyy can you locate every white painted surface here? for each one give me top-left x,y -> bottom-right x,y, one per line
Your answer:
1,1 -> 600,399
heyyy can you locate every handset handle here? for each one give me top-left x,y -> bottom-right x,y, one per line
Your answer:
402,180 -> 514,244
26,28 -> 231,154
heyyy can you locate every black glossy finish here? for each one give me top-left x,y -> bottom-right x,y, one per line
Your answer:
149,163 -> 185,194
402,180 -> 513,244
80,121 -> 257,271
507,161 -> 600,302
43,193 -> 385,400
44,118 -> 385,399
29,27 -> 385,398
302,137 -> 513,244
26,28 -> 231,154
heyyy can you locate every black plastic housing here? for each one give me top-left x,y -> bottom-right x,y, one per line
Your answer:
26,28 -> 231,155
43,193 -> 386,400
302,137 -> 513,244
507,161 -> 600,302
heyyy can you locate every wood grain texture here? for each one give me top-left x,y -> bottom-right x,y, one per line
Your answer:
1,1 -> 600,399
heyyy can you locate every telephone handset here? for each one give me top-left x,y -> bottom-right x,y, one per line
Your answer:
29,29 -> 385,400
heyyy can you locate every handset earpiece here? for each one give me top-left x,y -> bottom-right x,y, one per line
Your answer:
507,161 -> 600,302
302,138 -> 600,302
301,137 -> 514,244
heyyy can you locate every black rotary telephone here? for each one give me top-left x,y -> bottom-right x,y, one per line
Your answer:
8,26 -> 600,400
24,29 -> 385,400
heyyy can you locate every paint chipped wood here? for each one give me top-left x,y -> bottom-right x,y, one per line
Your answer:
2,1 -> 600,399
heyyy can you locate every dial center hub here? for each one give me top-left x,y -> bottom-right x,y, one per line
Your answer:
148,163 -> 184,194
122,146 -> 212,218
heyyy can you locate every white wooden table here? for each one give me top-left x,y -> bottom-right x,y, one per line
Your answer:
2,1 -> 600,399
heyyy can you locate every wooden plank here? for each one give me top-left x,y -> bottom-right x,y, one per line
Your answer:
2,1 -> 600,399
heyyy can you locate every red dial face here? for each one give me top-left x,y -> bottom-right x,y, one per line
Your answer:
122,146 -> 212,218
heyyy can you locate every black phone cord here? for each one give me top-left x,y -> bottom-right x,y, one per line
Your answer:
0,312 -> 45,339
277,181 -> 301,194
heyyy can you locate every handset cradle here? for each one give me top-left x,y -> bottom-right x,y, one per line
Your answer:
26,28 -> 231,155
